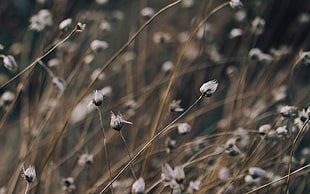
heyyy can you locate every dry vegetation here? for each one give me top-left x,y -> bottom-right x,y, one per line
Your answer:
0,0 -> 309,193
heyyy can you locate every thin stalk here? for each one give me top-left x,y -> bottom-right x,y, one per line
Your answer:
119,130 -> 137,180
246,164 -> 310,194
24,182 -> 29,194
39,2 -> 182,190
97,95 -> 202,193
285,117 -> 309,194
0,25 -> 78,90
97,108 -> 114,194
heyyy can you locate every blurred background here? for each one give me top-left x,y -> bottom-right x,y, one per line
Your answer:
0,0 -> 309,193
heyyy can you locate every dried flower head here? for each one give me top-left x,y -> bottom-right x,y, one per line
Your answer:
280,105 -> 298,117
2,55 -> 18,72
62,177 -> 76,192
225,139 -> 242,156
200,79 -> 219,97
165,137 -> 177,153
22,166 -> 36,183
29,9 -> 53,31
187,178 -> 201,193
251,17 -> 265,35
229,0 -> 243,9
52,77 -> 66,92
132,177 -> 145,194
110,111 -> 133,131
258,124 -> 272,135
218,167 -> 231,180
153,32 -> 172,44
229,28 -> 243,39
169,99 -> 184,112
0,90 -> 15,107
181,0 -> 195,8
90,40 -> 109,52
47,58 -> 60,68
276,126 -> 288,138
96,0 -> 109,5
76,22 -> 86,32
177,123 -> 191,135
248,167 -> 266,179
92,90 -> 104,106
78,153 -> 94,166
141,7 -> 155,20
161,60 -> 174,73
59,18 -> 72,30
162,163 -> 185,185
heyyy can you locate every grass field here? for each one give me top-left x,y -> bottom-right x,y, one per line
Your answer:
0,0 -> 309,193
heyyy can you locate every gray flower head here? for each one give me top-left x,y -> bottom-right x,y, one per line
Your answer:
200,79 -> 219,97
110,111 -> 133,131
22,166 -> 36,183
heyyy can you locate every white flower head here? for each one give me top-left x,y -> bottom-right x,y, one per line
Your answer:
62,177 -> 76,192
110,111 -> 133,131
92,90 -> 104,106
22,166 -> 36,183
2,55 -> 18,72
76,22 -> 86,32
252,17 -> 265,35
52,77 -> 66,92
258,124 -> 272,134
169,99 -> 184,112
280,105 -> 298,117
276,126 -> 288,138
248,167 -> 266,178
230,0 -> 243,9
0,91 -> 15,107
177,123 -> 191,135
78,153 -> 94,166
90,40 -> 109,52
229,28 -> 243,39
200,79 -> 219,97
96,0 -> 109,5
29,9 -> 53,31
141,7 -> 155,20
132,177 -> 145,194
59,18 -> 72,30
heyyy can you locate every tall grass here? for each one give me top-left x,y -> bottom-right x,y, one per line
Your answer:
0,0 -> 309,193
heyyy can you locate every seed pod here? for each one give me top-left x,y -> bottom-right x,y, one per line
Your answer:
200,79 -> 219,97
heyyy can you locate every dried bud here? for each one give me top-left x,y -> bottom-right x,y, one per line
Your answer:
248,167 -> 266,179
22,166 -> 36,183
276,126 -> 288,138
52,77 -> 66,91
76,22 -> 86,32
92,90 -> 104,106
62,177 -> 76,192
110,111 -> 132,131
258,124 -> 271,135
177,123 -> 191,135
90,40 -> 109,52
169,100 -> 184,112
200,79 -> 219,97
2,55 -> 18,72
280,105 -> 298,117
132,177 -> 145,194
0,91 -> 15,106
140,7 -> 155,20
78,153 -> 94,166
59,18 -> 72,30
229,0 -> 243,9
225,140 -> 242,156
